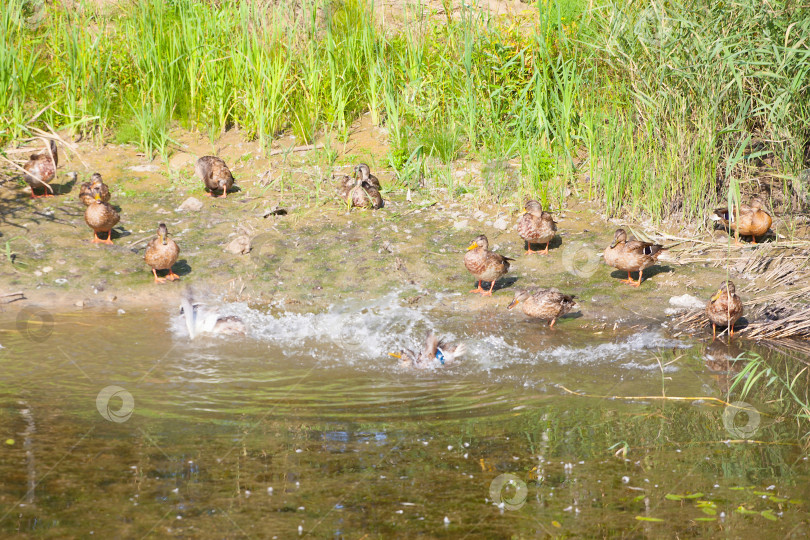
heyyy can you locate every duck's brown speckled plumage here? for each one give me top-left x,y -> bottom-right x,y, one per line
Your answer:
195,156 -> 234,198
712,198 -> 772,243
338,163 -> 383,209
390,331 -> 466,369
507,288 -> 577,327
84,194 -> 120,244
79,173 -> 110,206
603,228 -> 665,287
464,234 -> 513,295
355,163 -> 382,190
145,223 -> 180,283
23,140 -> 58,198
517,200 -> 557,254
706,280 -> 743,339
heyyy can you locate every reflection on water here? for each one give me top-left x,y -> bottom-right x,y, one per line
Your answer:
1,297 -> 808,537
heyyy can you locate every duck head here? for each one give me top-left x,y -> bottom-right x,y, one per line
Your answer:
507,290 -> 532,310
524,200 -> 543,216
467,234 -> 488,251
157,223 -> 169,245
610,228 -> 628,248
711,280 -> 736,301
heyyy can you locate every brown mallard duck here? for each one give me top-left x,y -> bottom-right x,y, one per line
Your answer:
507,288 -> 577,327
23,139 -> 57,198
84,191 -> 120,244
144,223 -> 180,283
345,171 -> 383,210
79,173 -> 110,206
706,280 -> 743,339
711,198 -> 772,244
354,163 -> 382,190
603,228 -> 665,287
335,173 -> 354,200
517,200 -> 557,255
195,156 -> 234,198
389,331 -> 467,369
464,234 -> 513,296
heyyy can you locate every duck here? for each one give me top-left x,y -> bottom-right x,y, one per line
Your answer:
507,288 -> 577,327
180,287 -> 246,339
711,198 -> 772,244
464,234 -> 513,295
389,331 -> 467,369
706,280 -> 743,339
603,228 -> 665,287
517,200 -> 557,254
354,163 -> 382,190
335,173 -> 354,200
195,156 -> 235,198
144,223 -> 180,283
79,173 -> 110,206
84,191 -> 120,244
22,139 -> 57,198
345,167 -> 383,209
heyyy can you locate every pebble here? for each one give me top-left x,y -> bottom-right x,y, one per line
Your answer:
493,217 -> 509,230
176,197 -> 203,212
224,236 -> 251,255
42,266 -> 52,273
453,219 -> 469,230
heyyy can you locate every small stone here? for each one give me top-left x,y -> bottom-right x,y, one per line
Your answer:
453,219 -> 469,230
128,164 -> 161,173
169,152 -> 195,170
668,294 -> 705,310
224,236 -> 252,255
42,266 -> 53,273
75,300 -> 84,308
34,270 -> 42,277
176,197 -> 203,212
493,217 -> 509,230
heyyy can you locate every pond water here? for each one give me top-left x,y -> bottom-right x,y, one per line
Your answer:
1,294 -> 808,538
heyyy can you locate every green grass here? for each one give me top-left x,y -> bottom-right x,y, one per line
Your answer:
2,0 -> 809,220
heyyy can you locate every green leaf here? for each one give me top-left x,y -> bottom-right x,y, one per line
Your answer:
684,492 -> 704,499
635,516 -> 665,522
694,517 -> 716,522
701,507 -> 717,515
760,510 -> 778,521
665,494 -> 683,501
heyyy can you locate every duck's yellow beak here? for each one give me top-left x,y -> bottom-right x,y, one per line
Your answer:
388,352 -> 402,359
507,299 -> 519,310
467,242 -> 478,251
94,192 -> 101,201
710,290 -> 722,302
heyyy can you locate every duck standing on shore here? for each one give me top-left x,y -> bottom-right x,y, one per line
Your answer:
196,156 -> 235,198
144,223 -> 180,283
84,189 -> 119,245
507,288 -> 577,328
464,234 -> 513,296
603,228 -> 665,287
517,200 -> 557,255
79,173 -> 110,206
711,198 -> 772,244
23,139 -> 58,199
706,280 -> 743,339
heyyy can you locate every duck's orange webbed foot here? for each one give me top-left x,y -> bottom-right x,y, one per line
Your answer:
167,271 -> 181,281
469,280 -> 485,294
152,269 -> 166,284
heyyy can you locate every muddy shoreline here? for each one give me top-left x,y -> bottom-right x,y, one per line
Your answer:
1,124 -> 807,336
